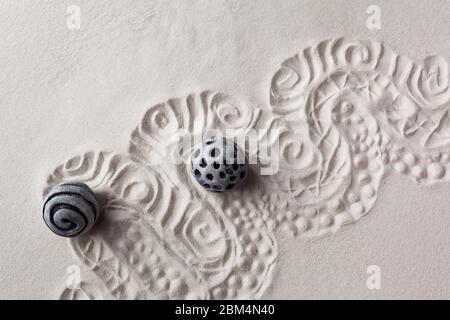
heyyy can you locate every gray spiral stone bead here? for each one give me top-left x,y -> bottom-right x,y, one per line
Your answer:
43,182 -> 99,237
191,136 -> 248,192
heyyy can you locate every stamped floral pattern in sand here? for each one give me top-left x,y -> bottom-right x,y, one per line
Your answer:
46,38 -> 450,299
267,38 -> 450,238
46,151 -> 277,299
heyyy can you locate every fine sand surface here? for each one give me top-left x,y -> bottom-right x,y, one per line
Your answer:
0,0 -> 449,299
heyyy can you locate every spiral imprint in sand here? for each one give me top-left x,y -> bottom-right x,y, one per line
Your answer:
128,92 -> 276,299
267,38 -> 450,237
130,91 -> 259,168
46,38 -> 450,299
47,151 -> 276,299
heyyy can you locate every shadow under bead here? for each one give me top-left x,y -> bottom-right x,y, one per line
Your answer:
190,136 -> 248,192
43,182 -> 99,237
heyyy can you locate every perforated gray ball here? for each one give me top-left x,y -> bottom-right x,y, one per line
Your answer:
191,137 -> 248,192
43,182 -> 99,237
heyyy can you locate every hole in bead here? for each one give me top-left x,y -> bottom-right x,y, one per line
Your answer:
206,174 -> 214,181
213,162 -> 220,169
203,183 -> 210,189
213,185 -> 222,190
219,171 -> 226,179
210,148 -> 219,157
194,169 -> 201,178
200,158 -> 207,168
226,184 -> 235,190
232,164 -> 239,171
230,176 -> 236,182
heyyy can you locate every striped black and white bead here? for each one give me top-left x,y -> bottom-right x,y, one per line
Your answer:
190,136 -> 248,192
43,182 -> 99,237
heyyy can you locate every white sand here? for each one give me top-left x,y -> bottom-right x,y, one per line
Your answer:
0,0 -> 449,299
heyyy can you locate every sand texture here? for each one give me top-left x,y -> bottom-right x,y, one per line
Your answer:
0,0 -> 449,299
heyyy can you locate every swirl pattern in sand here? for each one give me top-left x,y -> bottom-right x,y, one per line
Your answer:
46,38 -> 450,299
